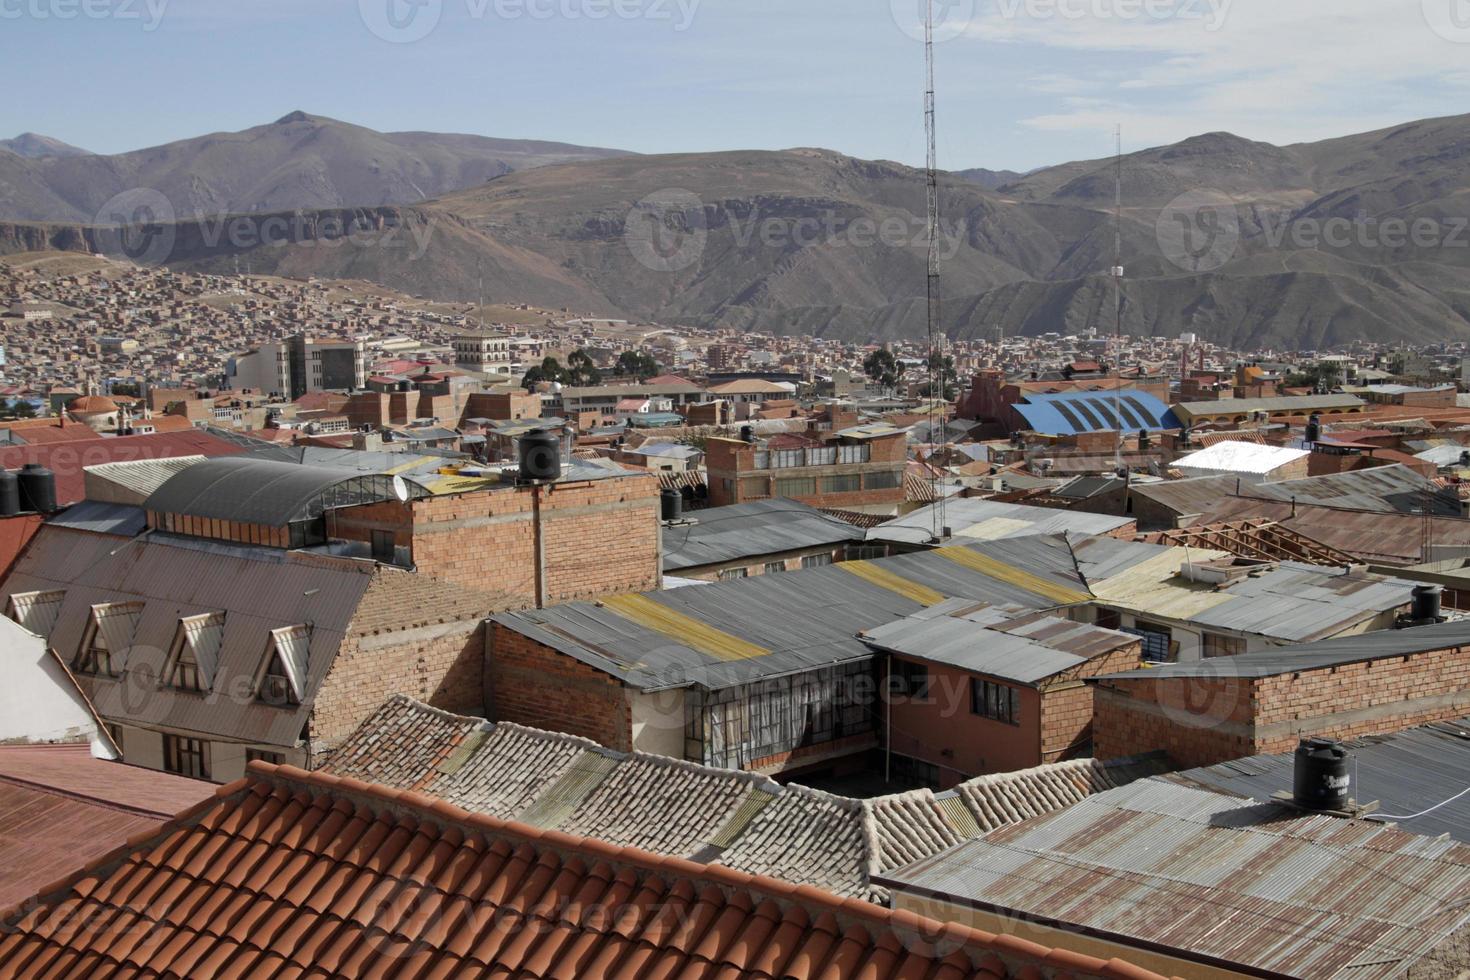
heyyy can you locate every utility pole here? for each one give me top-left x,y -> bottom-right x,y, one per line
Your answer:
924,0 -> 946,540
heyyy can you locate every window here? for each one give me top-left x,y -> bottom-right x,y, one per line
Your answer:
246,748 -> 285,766
863,470 -> 902,490
717,567 -> 748,581
6,589 -> 64,638
763,561 -> 788,574
773,476 -> 817,498
1203,632 -> 1246,659
77,602 -> 142,677
78,634 -> 115,677
173,645 -> 203,692
258,625 -> 307,707
820,474 -> 860,494
971,678 -> 1020,725
1122,623 -> 1175,663
168,613 -> 223,693
1094,607 -> 1122,630
801,553 -> 833,569
890,658 -> 931,703
164,735 -> 209,780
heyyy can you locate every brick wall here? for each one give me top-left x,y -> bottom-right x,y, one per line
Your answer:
1038,640 -> 1142,762
487,623 -> 632,750
1093,643 -> 1470,768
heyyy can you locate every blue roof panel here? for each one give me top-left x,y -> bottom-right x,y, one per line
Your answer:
1014,389 -> 1180,435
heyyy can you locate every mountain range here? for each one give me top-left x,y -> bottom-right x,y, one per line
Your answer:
3,112 -> 1470,348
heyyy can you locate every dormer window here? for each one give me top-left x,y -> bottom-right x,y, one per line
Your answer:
6,589 -> 64,638
77,602 -> 143,677
166,612 -> 224,693
257,625 -> 307,707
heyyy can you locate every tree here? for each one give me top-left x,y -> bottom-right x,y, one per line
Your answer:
521,355 -> 567,391
616,350 -> 661,381
5,400 -> 37,419
863,348 -> 904,389
919,351 -> 958,400
566,349 -> 602,387
1285,362 -> 1342,392
110,382 -> 142,398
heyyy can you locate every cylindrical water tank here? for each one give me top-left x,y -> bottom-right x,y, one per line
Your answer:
0,470 -> 18,517
518,429 -> 562,482
1293,737 -> 1350,812
660,489 -> 683,522
17,463 -> 56,514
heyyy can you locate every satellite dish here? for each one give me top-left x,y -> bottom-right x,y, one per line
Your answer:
392,474 -> 410,502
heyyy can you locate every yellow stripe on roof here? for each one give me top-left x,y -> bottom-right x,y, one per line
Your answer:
838,561 -> 947,607
601,593 -> 768,662
934,546 -> 1091,606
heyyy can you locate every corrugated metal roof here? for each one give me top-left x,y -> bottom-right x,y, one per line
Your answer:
46,501 -> 147,537
1,525 -> 378,747
869,497 -> 1133,546
662,499 -> 867,572
1095,617 -> 1470,682
83,455 -> 207,503
1014,389 -> 1181,435
1174,718 -> 1470,844
1173,440 -> 1310,475
877,777 -> 1470,979
861,600 -> 1137,684
1137,464 -> 1458,518
495,536 -> 1093,692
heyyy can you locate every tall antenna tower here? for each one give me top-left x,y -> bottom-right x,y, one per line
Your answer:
924,0 -> 946,539
1111,124 -> 1126,470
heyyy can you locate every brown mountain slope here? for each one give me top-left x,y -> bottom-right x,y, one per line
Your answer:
0,112 -> 629,222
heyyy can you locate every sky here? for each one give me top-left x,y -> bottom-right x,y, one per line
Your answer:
3,0 -> 1469,172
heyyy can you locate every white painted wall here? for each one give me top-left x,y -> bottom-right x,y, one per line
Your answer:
0,616 -> 115,758
630,689 -> 687,759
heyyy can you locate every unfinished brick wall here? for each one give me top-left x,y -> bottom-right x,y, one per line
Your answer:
404,475 -> 660,607
311,621 -> 485,751
487,623 -> 632,751
1093,643 -> 1470,768
1038,640 -> 1142,763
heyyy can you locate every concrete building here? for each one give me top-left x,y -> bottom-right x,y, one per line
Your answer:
228,333 -> 369,398
451,329 -> 512,375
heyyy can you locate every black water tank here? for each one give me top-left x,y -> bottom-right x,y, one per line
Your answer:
660,489 -> 683,522
740,424 -> 755,444
1137,428 -> 1150,449
1293,737 -> 1350,811
17,463 -> 56,514
1305,413 -> 1322,445
0,470 -> 17,517
1413,584 -> 1443,622
518,429 -> 562,482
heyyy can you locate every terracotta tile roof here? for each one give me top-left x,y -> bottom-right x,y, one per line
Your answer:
0,418 -> 104,446
0,745 -> 212,909
0,761 -> 1173,980
323,696 -> 1170,903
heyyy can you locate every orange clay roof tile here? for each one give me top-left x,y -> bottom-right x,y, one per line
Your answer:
0,764 -> 1180,980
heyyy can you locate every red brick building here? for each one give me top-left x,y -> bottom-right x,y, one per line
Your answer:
1090,619 -> 1470,768
705,423 -> 908,513
862,602 -> 1144,786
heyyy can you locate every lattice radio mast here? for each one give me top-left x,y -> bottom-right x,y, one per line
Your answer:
924,0 -> 946,539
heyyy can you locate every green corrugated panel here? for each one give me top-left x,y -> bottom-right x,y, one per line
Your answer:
516,751 -> 618,829
937,794 -> 982,838
707,788 -> 777,849
434,728 -> 489,776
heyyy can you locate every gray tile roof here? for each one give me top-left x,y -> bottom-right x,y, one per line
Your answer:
323,695 -> 1170,902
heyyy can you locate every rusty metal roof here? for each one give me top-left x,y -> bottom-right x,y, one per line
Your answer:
877,777 -> 1470,979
